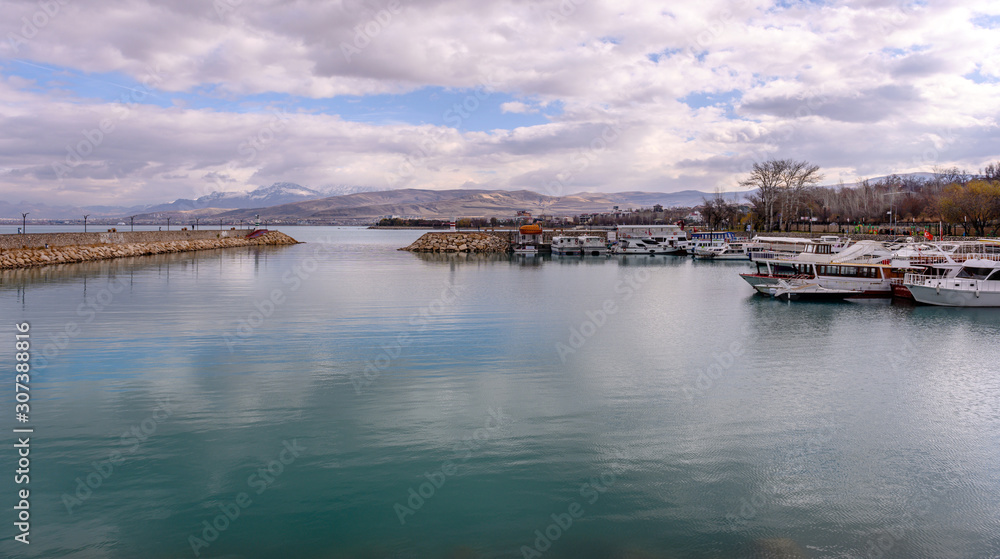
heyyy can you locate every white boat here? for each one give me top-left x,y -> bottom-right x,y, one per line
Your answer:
767,278 -> 861,301
745,235 -> 850,262
512,244 -> 538,255
578,235 -> 608,256
740,240 -> 902,297
904,258 -> 1000,307
613,225 -> 688,255
551,236 -> 582,255
688,231 -> 745,255
693,241 -> 750,260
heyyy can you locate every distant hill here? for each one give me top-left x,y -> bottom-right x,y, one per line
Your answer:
129,188 -> 751,224
0,183 -> 381,220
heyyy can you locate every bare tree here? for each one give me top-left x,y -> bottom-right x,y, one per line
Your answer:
740,160 -> 787,231
741,159 -> 822,231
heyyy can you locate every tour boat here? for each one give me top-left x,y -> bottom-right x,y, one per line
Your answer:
578,235 -> 608,256
612,225 -> 688,255
693,241 -> 751,260
688,231 -> 745,255
904,258 -> 1000,307
767,279 -> 860,301
740,240 -> 902,297
551,236 -> 582,255
746,235 -> 850,262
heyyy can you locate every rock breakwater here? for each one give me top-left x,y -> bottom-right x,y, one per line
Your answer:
0,231 -> 299,270
400,232 -> 509,253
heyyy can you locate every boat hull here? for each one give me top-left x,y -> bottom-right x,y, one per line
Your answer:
906,283 -> 1000,307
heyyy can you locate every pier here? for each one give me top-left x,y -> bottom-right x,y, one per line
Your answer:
0,229 -> 300,270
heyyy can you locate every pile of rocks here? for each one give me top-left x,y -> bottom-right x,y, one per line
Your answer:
400,232 -> 510,253
0,231 -> 299,270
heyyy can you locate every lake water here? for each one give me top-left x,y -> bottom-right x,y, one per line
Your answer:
2,226 -> 999,559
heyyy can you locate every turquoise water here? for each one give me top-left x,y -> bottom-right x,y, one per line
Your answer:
2,226 -> 999,558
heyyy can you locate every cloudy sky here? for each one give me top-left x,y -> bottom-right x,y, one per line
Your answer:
1,0 -> 999,206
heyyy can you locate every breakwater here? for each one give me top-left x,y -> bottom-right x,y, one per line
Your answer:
0,230 -> 299,270
400,232 -> 509,253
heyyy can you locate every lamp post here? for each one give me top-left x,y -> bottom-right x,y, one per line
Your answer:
83,214 -> 90,233
240,219 -> 244,230
21,212 -> 28,234
130,215 -> 135,232
219,219 -> 223,230
166,217 -> 171,231
195,217 -> 200,230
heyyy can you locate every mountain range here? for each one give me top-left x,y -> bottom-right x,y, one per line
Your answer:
2,183 -> 745,223
0,183 -> 380,220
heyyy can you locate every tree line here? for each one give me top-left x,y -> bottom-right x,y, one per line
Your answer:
702,159 -> 1000,236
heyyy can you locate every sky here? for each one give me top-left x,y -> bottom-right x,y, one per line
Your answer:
1,0 -> 999,207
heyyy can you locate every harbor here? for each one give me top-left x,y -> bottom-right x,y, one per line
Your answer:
4,225 -> 998,559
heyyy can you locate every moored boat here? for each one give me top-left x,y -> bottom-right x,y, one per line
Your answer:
904,258 -> 1000,307
551,236 -> 582,255
693,241 -> 750,260
613,224 -> 688,255
578,235 -> 608,256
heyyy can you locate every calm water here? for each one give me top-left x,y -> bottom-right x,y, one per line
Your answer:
2,227 -> 999,559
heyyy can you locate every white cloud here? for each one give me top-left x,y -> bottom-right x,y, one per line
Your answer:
0,0 -> 999,206
500,101 -> 536,114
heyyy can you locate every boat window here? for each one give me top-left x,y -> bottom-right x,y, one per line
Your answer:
987,270 -> 1000,281
957,267 -> 996,280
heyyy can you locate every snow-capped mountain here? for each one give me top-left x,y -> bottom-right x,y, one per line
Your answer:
145,183 -> 327,212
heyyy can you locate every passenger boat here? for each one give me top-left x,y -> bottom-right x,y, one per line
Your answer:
688,231 -> 744,255
767,279 -> 860,301
904,258 -> 1000,307
745,235 -> 849,261
693,241 -> 750,260
613,225 -> 688,255
739,240 -> 902,297
551,236 -> 582,255
578,235 -> 608,256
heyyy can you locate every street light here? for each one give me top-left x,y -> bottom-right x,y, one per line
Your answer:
166,217 -> 171,231
83,214 -> 90,233
21,212 -> 28,234
129,215 -> 135,232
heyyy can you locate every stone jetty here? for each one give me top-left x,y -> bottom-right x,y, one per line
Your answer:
400,232 -> 509,253
0,230 -> 299,270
